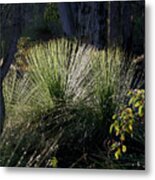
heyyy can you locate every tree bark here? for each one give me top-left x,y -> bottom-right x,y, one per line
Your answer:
108,1 -> 122,47
122,1 -> 133,53
0,4 -> 22,134
57,3 -> 76,37
0,83 -> 5,133
58,2 -> 107,49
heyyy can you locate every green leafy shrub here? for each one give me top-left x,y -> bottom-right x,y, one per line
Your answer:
49,156 -> 58,168
44,3 -> 60,24
43,3 -> 63,37
15,37 -> 33,73
109,89 -> 145,160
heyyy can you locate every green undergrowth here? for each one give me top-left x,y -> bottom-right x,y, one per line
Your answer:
0,39 -> 144,168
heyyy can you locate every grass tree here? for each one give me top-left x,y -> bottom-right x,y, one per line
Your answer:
0,39 -> 144,168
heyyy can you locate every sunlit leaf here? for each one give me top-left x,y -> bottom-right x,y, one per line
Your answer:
122,145 -> 127,153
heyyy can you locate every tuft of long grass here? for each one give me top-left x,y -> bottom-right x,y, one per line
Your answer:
91,49 -> 136,119
26,39 -> 95,103
0,39 -> 143,168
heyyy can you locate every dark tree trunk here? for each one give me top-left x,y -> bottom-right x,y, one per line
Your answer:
108,1 -> 122,47
0,84 -> 5,133
57,3 -> 76,37
57,2 -> 107,49
122,2 -> 134,53
0,4 -> 22,134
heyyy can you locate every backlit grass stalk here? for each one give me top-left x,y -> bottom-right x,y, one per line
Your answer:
0,39 -> 142,168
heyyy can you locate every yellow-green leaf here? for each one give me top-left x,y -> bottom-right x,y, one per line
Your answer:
129,124 -> 133,131
114,148 -> 121,160
128,97 -> 134,106
122,145 -> 127,153
127,91 -> 132,96
50,157 -> 58,168
115,129 -> 120,136
120,134 -> 125,141
135,101 -> 141,108
112,114 -> 117,120
109,124 -> 114,134
111,142 -> 117,150
138,105 -> 144,117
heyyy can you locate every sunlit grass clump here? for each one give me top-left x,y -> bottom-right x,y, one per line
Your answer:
0,39 -> 144,168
